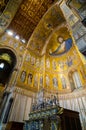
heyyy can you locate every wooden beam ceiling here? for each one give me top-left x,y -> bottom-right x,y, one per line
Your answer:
8,0 -> 57,42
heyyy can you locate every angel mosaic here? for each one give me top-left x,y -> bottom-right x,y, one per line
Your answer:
61,76 -> 66,89
20,71 -> 26,82
46,75 -> 50,87
53,77 -> 58,88
40,76 -> 43,87
52,61 -> 57,70
28,73 -> 33,84
34,74 -> 38,87
46,58 -> 50,68
25,54 -> 31,62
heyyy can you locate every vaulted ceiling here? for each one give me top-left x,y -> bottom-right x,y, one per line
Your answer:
27,5 -> 66,55
8,0 -> 58,42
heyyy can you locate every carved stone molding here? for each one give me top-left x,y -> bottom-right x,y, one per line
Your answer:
58,88 -> 86,100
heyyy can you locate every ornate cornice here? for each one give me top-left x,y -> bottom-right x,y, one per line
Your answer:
58,88 -> 86,100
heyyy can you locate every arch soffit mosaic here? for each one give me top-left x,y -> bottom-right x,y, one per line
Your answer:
27,3 -> 66,56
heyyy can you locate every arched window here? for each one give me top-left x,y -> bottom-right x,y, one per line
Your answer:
72,71 -> 82,88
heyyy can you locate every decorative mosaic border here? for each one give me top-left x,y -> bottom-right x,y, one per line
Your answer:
0,0 -> 23,34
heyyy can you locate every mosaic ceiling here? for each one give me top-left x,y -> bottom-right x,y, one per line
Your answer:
27,5 -> 66,55
8,0 -> 58,42
0,0 -> 10,15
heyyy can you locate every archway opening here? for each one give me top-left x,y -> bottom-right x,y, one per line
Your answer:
0,48 -> 17,87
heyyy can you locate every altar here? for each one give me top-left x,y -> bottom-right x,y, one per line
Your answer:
24,106 -> 63,130
24,106 -> 82,130
24,89 -> 82,130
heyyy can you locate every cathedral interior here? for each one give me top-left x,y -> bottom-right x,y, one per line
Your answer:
0,0 -> 86,130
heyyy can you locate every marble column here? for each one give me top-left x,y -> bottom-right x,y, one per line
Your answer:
0,92 -> 13,123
